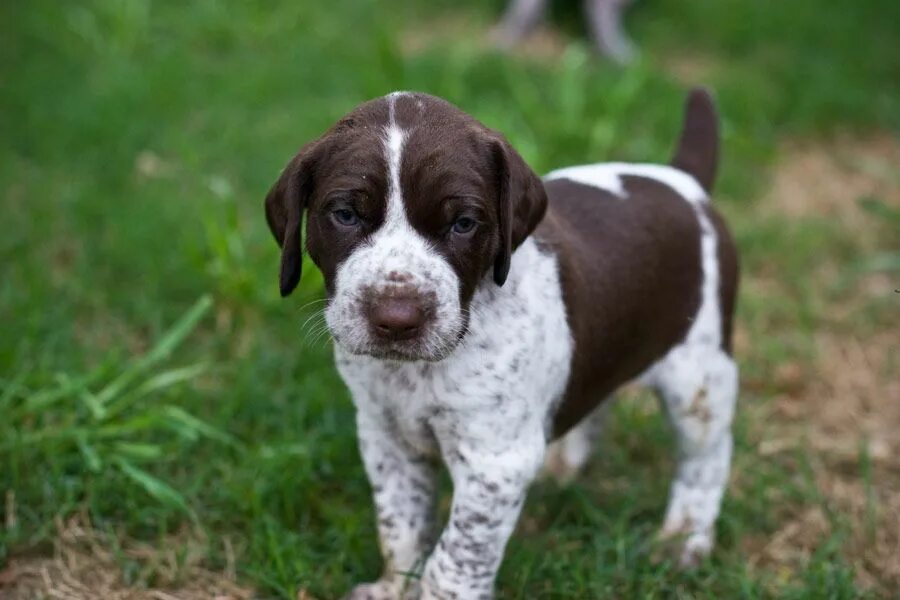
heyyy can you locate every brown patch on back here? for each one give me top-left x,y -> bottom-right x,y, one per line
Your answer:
0,515 -> 254,600
543,176 -> 708,435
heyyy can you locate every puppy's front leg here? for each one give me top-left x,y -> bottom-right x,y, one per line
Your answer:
421,433 -> 545,600
349,413 -> 439,600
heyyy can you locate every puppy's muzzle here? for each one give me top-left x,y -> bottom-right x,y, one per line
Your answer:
364,280 -> 436,342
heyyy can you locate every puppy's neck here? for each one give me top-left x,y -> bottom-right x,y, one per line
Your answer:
462,236 -> 558,343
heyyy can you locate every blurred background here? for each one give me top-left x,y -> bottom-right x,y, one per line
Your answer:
1,1 -> 897,598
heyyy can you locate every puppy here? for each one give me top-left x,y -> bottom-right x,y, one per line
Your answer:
492,0 -> 637,64
265,89 -> 738,599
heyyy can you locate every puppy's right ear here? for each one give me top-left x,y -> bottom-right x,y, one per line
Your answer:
264,141 -> 321,297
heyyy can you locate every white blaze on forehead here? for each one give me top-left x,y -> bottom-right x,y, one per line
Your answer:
383,93 -> 410,228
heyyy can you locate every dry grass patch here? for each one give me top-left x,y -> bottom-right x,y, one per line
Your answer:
757,331 -> 900,585
0,515 -> 254,600
761,134 -> 900,237
739,133 -> 900,593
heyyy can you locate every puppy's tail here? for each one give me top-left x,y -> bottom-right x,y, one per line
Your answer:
670,88 -> 719,194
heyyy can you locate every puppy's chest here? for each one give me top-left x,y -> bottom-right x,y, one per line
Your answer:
336,239 -> 574,453
338,342 -> 539,456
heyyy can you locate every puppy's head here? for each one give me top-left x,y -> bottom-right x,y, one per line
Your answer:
265,92 -> 546,361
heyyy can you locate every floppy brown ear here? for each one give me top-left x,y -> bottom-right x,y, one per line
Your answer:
264,141 -> 320,297
490,136 -> 548,286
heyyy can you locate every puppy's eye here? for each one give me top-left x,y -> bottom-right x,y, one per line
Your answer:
451,216 -> 476,235
332,208 -> 359,227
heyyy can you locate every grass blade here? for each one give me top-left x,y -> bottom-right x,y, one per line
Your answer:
113,442 -> 164,461
21,365 -> 110,413
161,405 -> 237,446
76,434 -> 103,473
104,362 -> 211,418
94,295 -> 213,406
114,457 -> 192,516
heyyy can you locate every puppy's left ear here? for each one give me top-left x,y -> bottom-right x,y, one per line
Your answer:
264,140 -> 322,297
489,135 -> 548,286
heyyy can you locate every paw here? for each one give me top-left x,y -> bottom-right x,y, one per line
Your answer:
540,439 -> 591,485
676,532 -> 712,568
539,443 -> 580,485
655,526 -> 713,568
344,578 -> 420,600
344,581 -> 395,600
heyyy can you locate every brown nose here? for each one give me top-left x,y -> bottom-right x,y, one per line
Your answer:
368,297 -> 429,340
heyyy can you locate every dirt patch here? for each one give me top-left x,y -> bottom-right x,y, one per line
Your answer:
0,515 -> 254,600
761,134 -> 900,233
736,132 -> 900,593
661,53 -> 722,86
761,331 -> 899,581
795,332 -> 897,463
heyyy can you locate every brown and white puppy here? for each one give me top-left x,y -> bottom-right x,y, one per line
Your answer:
265,89 -> 739,600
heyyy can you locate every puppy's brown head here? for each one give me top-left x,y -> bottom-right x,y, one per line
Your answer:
265,92 -> 546,361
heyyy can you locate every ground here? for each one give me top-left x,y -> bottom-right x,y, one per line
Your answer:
1,0 -> 898,598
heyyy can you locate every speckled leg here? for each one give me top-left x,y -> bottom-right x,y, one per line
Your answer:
347,415 -> 439,600
651,344 -> 738,567
541,401 -> 609,484
420,434 -> 545,599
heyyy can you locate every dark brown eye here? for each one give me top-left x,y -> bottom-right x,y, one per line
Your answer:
451,216 -> 476,235
332,208 -> 359,227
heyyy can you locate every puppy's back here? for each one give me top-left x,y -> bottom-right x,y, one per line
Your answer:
537,89 -> 737,435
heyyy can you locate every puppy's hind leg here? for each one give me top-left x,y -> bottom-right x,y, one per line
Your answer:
542,401 -> 609,485
649,344 -> 737,567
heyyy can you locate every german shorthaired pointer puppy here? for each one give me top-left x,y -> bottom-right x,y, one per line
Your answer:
265,88 -> 739,599
492,0 -> 638,64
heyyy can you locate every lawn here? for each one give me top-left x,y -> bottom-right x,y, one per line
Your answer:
1,0 -> 898,598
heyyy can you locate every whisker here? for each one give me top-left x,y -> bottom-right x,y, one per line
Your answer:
295,297 -> 328,313
306,318 -> 329,338
308,322 -> 334,348
299,309 -> 326,336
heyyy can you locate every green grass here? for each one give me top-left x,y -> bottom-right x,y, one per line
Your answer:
1,0 -> 898,598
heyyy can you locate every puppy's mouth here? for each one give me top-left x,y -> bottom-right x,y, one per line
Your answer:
330,310 -> 470,363
357,343 -> 449,363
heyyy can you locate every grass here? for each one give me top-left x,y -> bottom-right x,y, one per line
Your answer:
1,0 -> 898,598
